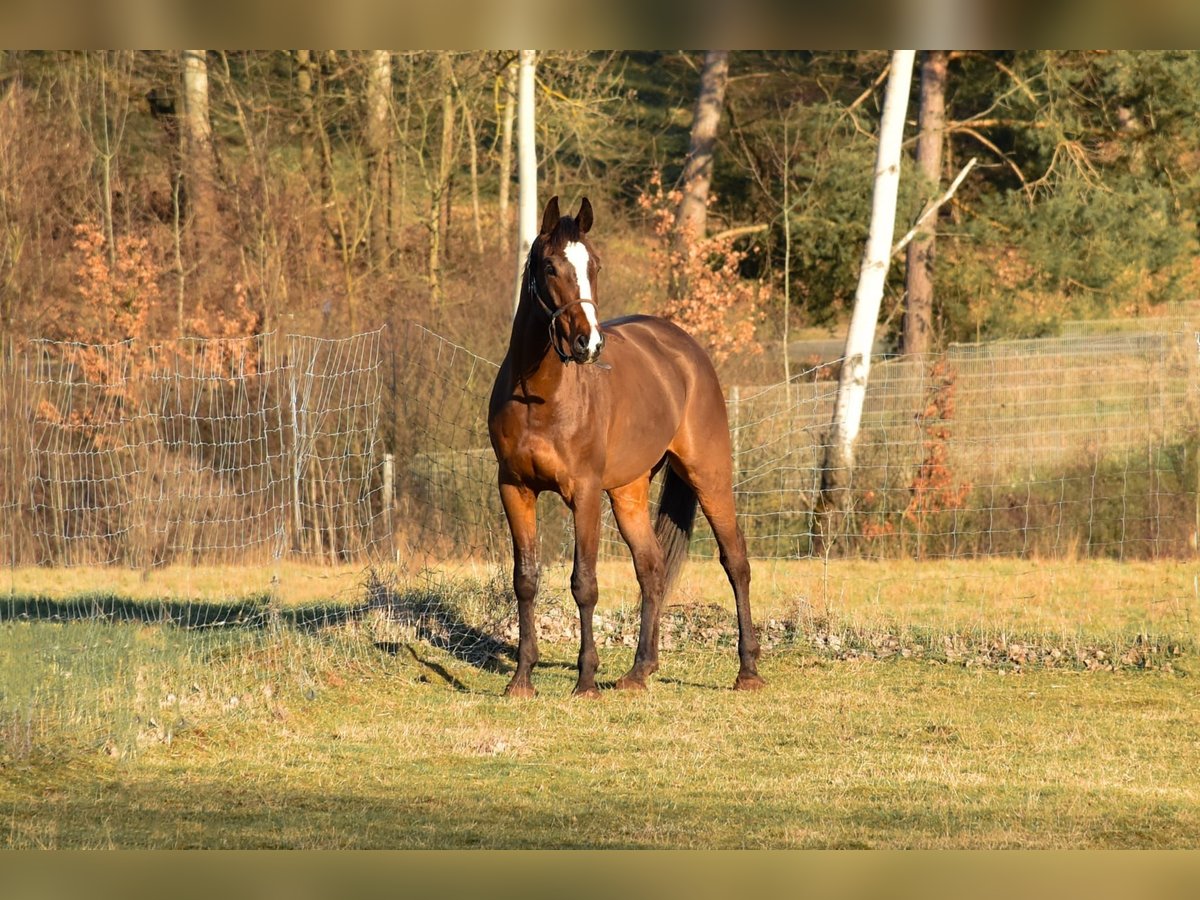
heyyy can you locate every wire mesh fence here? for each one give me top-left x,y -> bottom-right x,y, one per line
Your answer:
2,329 -> 388,575
3,320 -> 1197,584
2,318 -> 1198,743
728,329 -> 1198,561
375,322 -> 1200,567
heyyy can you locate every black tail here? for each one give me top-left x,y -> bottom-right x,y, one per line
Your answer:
655,466 -> 698,599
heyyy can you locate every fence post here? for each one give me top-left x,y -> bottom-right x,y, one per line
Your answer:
288,345 -> 305,556
382,452 -> 395,559
1195,333 -> 1200,555
730,385 -> 741,485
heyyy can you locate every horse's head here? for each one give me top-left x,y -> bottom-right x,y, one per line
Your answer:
531,196 -> 605,365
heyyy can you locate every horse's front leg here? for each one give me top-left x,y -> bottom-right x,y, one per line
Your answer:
499,479 -> 540,698
569,484 -> 603,697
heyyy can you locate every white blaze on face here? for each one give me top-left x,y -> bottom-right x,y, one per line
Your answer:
564,241 -> 602,356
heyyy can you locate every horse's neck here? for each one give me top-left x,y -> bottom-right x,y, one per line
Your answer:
508,276 -> 562,384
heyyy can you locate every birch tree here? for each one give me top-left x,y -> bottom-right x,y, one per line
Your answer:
512,49 -> 537,316
901,50 -> 948,357
818,50 -> 916,549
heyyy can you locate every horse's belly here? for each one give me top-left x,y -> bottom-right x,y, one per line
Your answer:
601,413 -> 679,489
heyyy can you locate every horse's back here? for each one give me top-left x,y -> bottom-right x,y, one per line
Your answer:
601,314 -> 726,399
598,314 -> 733,470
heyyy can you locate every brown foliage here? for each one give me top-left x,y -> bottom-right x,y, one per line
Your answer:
637,170 -> 766,364
904,360 -> 972,551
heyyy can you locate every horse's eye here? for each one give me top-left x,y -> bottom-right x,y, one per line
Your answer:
544,262 -> 556,276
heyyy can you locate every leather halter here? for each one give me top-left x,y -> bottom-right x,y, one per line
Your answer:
528,265 -> 606,367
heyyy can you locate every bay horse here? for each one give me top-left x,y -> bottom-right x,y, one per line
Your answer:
487,196 -> 764,697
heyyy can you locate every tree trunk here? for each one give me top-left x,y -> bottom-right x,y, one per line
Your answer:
444,62 -> 484,256
498,60 -> 517,254
781,117 -> 792,400
146,80 -> 185,333
818,50 -> 916,553
512,49 -> 537,316
295,50 -> 317,183
181,49 -> 218,248
463,98 -> 484,255
429,52 -> 457,301
395,53 -> 411,233
670,50 -> 729,300
901,50 -> 948,358
438,53 -> 457,259
365,50 -> 393,268
309,51 -> 335,248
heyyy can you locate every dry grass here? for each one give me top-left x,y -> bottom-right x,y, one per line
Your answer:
2,559 -> 1198,848
9,556 -> 1195,635
3,635 -> 1197,848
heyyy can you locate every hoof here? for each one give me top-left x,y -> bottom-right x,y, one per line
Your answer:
504,681 -> 537,699
572,684 -> 602,699
733,673 -> 766,692
614,674 -> 648,692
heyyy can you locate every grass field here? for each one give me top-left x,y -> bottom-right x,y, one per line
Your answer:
3,558 -> 1199,848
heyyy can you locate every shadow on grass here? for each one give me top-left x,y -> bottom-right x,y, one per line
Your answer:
376,641 -> 472,692
1,585 -> 520,676
8,769 -> 1198,848
365,581 -> 517,673
0,592 -> 350,630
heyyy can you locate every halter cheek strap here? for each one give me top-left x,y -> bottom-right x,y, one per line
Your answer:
529,275 -> 581,364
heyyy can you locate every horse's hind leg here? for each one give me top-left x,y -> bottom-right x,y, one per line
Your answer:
608,474 -> 666,690
682,465 -> 764,691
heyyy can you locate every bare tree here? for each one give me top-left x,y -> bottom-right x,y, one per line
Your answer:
818,50 -> 916,551
295,51 -> 317,183
901,50 -> 948,357
670,50 -> 729,300
428,52 -> 459,302
498,58 -> 517,254
445,59 -> 485,255
365,50 -> 393,267
181,50 -> 219,247
64,52 -> 135,269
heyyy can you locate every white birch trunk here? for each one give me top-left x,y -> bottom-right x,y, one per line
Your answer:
821,51 -> 916,512
512,49 -> 537,316
498,61 -> 517,253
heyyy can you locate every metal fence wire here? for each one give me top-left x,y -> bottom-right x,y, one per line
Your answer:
2,322 -> 1197,574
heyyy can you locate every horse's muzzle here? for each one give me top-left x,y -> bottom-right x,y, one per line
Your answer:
572,331 -> 605,365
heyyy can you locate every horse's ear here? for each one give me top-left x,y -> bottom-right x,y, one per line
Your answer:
576,197 -> 593,234
539,196 -> 561,236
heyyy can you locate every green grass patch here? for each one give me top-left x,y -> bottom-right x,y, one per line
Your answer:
2,564 -> 1198,848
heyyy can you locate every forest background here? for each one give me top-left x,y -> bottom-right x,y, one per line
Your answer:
1,49 -> 1198,380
